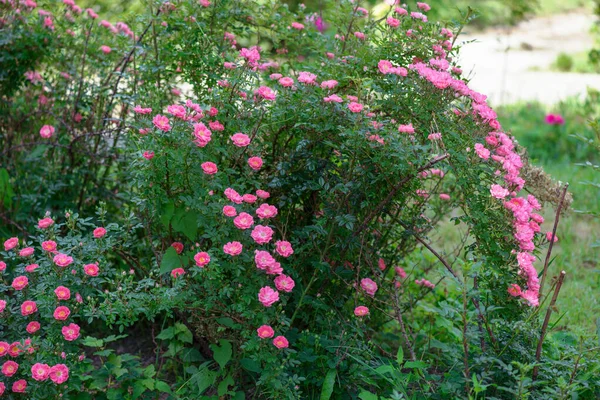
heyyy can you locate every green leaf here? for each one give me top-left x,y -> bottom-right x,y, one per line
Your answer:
143,365 -> 156,378
358,390 -> 378,400
240,358 -> 261,373
155,380 -> 172,393
320,369 -> 336,400
210,339 -> 232,369
82,336 -> 104,348
175,322 -> 193,344
171,209 -> 198,241
217,374 -> 234,396
404,361 -> 428,369
156,326 -> 175,340
160,247 -> 181,274
217,317 -> 235,328
396,346 -> 404,366
160,202 -> 175,228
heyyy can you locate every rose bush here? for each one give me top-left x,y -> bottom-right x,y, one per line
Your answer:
1,0 -> 599,398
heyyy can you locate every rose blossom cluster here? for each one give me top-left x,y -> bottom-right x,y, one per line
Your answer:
0,216 -> 108,392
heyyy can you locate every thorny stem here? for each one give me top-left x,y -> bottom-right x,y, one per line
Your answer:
532,270 -> 566,380
539,184 -> 569,299
394,291 -> 416,361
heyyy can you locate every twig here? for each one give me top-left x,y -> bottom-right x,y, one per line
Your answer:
354,154 -> 449,236
394,291 -> 416,361
539,184 -> 569,298
532,270 -> 566,380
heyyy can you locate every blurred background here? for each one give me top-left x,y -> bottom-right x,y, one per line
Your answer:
82,0 -> 600,332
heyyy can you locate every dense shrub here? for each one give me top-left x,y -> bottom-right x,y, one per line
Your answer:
1,0 -> 599,398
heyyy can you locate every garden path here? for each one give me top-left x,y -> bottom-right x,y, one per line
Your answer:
458,10 -> 600,105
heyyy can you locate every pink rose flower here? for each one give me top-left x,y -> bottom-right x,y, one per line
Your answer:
257,325 -> 274,339
320,80 -> 338,89
171,268 -> 185,278
19,247 -> 34,257
243,194 -> 257,204
275,240 -> 294,257
291,22 -> 304,30
171,242 -> 184,254
39,125 -> 55,138
53,253 -> 73,267
224,187 -> 244,203
256,189 -> 270,199
54,286 -> 71,300
354,306 -> 369,317
84,263 -> 99,276
474,143 -> 490,160
49,364 -> 69,384
0,261 -> 5,271
231,133 -> 251,147
194,252 -> 210,267
143,151 -> 155,160
12,379 -> 27,393
26,321 -> 41,334
439,193 -> 450,201
42,240 -> 57,252
258,286 -> 279,307
298,71 -> 317,85
11,276 -> 28,290
248,157 -> 263,170
38,217 -> 54,229
507,284 -> 522,297
201,161 -> 218,175
223,205 -> 237,217
152,114 -> 171,131
251,225 -> 274,245
53,306 -> 71,321
272,336 -> 289,349
0,300 -> 5,313
3,237 -> 18,251
274,274 -> 295,292
348,102 -> 364,113
100,45 -> 111,54
255,86 -> 276,101
21,300 -> 37,316
490,184 -> 509,199
93,227 -> 107,238
234,212 -> 255,230
31,363 -> 51,381
546,231 -> 558,243
360,278 -> 378,296
62,323 -> 81,341
256,204 -> 278,219
398,124 -> 415,134
255,250 -> 276,270
278,77 -> 294,87
266,261 -> 283,275
223,241 -> 243,256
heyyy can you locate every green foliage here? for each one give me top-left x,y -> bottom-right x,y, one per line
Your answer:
0,0 -> 599,399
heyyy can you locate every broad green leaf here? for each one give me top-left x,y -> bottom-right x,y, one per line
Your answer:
240,358 -> 261,373
358,390 -> 378,400
82,336 -> 104,348
210,339 -> 232,369
159,247 -> 181,274
217,374 -> 234,396
155,380 -> 172,393
160,202 -> 175,228
156,326 -> 175,340
320,368 -> 336,400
